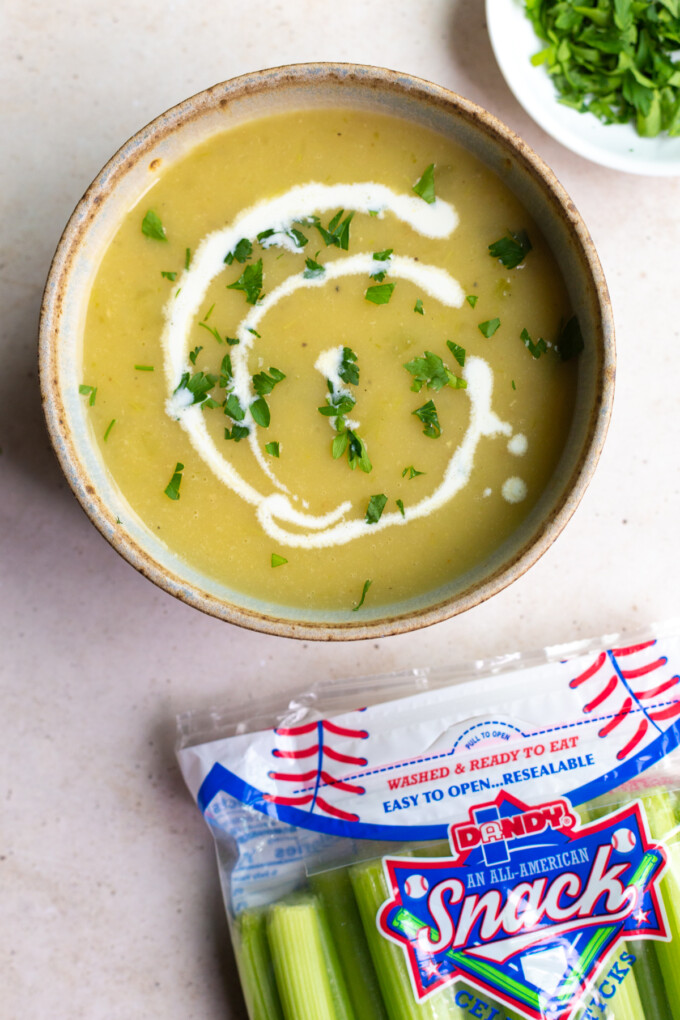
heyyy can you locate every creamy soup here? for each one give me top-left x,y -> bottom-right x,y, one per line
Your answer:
81,108 -> 579,612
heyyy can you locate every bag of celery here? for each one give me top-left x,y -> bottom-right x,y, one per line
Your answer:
177,627 -> 680,1020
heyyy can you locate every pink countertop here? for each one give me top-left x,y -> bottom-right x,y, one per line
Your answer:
2,1 -> 679,1016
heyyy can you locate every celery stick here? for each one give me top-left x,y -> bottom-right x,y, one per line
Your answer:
233,909 -> 284,1020
350,857 -> 466,1020
626,940 -> 671,1017
636,791 -> 680,1020
310,868 -> 389,1020
267,893 -> 355,1020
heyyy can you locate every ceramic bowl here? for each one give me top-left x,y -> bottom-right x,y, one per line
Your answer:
39,63 -> 615,640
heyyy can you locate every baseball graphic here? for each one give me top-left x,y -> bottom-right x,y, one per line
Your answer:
612,828 -> 636,853
404,874 -> 429,898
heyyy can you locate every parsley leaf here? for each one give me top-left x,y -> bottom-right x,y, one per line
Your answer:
141,210 -> 167,241
313,209 -> 354,250
478,318 -> 501,338
413,163 -> 436,204
227,259 -> 263,304
556,316 -> 584,361
414,299 -> 424,315
265,441 -> 280,457
413,400 -> 441,438
466,294 -> 478,308
189,346 -> 203,366
198,321 -> 224,344
488,230 -> 532,269
134,364 -> 154,372
303,257 -> 325,280
373,248 -> 393,261
164,462 -> 184,500
203,303 -> 215,321
521,327 -> 548,359
253,367 -> 285,397
185,248 -> 191,270
365,282 -> 395,305
160,270 -> 177,281
250,397 -> 270,428
103,419 -> 116,441
271,553 -> 288,567
224,424 -> 250,442
224,393 -> 246,421
219,354 -> 233,387
403,351 -> 466,392
224,238 -> 253,265
79,384 -> 97,406
352,578 -> 372,611
396,499 -> 405,517
339,347 -> 359,386
402,465 -> 425,479
174,370 -> 217,405
366,494 -> 388,524
446,340 -> 466,366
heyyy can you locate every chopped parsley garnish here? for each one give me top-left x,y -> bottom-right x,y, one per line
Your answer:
521,327 -> 548,359
318,391 -> 356,418
103,418 -> 116,441
247,327 -> 261,338
189,346 -> 203,366
373,248 -> 393,261
174,370 -> 217,405
253,366 -> 285,397
403,351 -> 466,392
303,257 -> 325,280
288,227 -> 309,248
203,303 -> 215,321
524,0 -> 680,137
414,299 -> 424,315
511,379 -> 516,390
556,316 -> 584,361
160,270 -> 177,281
79,384 -> 97,405
366,494 -> 387,524
466,294 -> 478,308
313,209 -> 354,250
257,229 -> 275,243
185,248 -> 191,270
365,282 -> 395,305
478,317 -> 501,338
271,553 -> 288,568
352,578 -> 373,611
413,400 -> 441,438
224,393 -> 246,421
141,209 -> 167,241
134,364 -> 154,372
265,441 -> 280,457
225,336 -> 240,346
320,381 -> 371,474
488,230 -> 532,269
227,258 -> 263,304
402,465 -> 425,479
224,424 -> 250,442
198,321 -> 224,344
396,499 -> 405,517
250,397 -> 270,428
412,163 -> 436,204
338,347 -> 359,386
219,354 -> 233,387
224,238 -> 253,265
164,461 -> 184,500
446,340 -> 466,367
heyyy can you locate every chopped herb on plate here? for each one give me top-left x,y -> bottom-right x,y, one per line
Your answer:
303,257 -> 325,280
413,163 -> 436,204
404,350 -> 466,392
365,282 -> 395,305
338,347 -> 359,386
271,553 -> 288,567
521,326 -> 548,359
141,209 -> 167,241
446,340 -> 466,367
160,270 -> 177,281
79,384 -> 97,405
365,493 -> 388,524
414,298 -> 424,315
224,238 -> 253,265
352,578 -> 373,611
227,259 -> 263,304
402,465 -> 425,479
103,418 -> 116,441
265,441 -> 280,457
164,461 -> 184,500
466,294 -> 478,307
413,400 -> 441,438
556,315 -> 584,361
478,317 -> 501,338
488,230 -> 532,269
134,364 -> 154,372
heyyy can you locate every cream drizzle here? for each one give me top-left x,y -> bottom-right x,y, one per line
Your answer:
161,182 -> 518,549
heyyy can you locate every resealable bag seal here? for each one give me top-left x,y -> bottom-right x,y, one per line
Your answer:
177,624 -> 680,1020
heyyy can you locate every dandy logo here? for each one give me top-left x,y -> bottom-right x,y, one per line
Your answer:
378,792 -> 668,1020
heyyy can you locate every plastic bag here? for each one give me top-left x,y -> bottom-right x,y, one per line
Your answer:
177,625 -> 680,1020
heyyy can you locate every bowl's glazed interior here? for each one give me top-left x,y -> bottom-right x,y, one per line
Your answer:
39,63 -> 614,640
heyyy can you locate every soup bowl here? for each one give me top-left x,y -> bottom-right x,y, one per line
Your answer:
39,63 -> 614,640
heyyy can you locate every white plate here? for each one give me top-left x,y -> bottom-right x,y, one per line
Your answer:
486,0 -> 680,176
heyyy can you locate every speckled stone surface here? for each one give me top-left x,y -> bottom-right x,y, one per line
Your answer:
2,2 -> 679,1017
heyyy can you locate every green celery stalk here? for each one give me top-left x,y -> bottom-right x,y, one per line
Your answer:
635,791 -> 680,1020
267,893 -> 356,1020
233,908 -> 284,1020
310,867 -> 389,1020
626,939 -> 671,1018
350,857 -> 466,1020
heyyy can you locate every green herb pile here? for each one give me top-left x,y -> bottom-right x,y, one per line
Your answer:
525,0 -> 680,136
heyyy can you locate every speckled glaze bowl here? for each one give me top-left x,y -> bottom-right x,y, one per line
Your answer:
39,63 -> 615,641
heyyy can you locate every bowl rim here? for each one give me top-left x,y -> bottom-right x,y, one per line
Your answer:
39,61 -> 615,642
